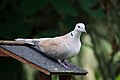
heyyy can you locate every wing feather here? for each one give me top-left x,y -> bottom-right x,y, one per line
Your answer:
38,37 -> 70,59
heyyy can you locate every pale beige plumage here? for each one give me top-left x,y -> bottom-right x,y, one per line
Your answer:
38,35 -> 69,59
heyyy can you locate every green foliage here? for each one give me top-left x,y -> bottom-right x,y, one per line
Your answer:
78,0 -> 105,20
20,0 -> 46,15
50,0 -> 78,16
116,75 -> 120,80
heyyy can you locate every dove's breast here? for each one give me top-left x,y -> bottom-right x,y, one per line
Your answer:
63,39 -> 81,59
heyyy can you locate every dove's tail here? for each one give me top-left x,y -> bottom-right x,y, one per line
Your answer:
15,38 -> 42,41
15,38 -> 26,41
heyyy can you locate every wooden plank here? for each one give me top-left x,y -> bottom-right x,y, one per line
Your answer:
0,44 -> 88,75
38,72 -> 52,80
0,47 -> 50,75
59,75 -> 72,80
0,40 -> 25,45
0,51 -> 9,57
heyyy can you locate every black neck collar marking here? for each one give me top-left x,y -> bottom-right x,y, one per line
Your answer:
71,32 -> 73,36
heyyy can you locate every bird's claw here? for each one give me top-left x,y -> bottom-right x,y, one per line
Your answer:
58,59 -> 71,69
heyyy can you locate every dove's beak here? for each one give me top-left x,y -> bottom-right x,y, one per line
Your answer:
83,29 -> 86,33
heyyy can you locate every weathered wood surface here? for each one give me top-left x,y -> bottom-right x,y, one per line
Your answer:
0,40 -> 25,45
0,51 -> 9,57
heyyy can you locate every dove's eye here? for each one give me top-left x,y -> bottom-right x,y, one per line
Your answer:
78,26 -> 80,28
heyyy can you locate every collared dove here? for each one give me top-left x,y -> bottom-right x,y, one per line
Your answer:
15,23 -> 86,68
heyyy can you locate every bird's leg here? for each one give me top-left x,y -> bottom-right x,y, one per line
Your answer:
57,59 -> 71,68
63,60 -> 71,67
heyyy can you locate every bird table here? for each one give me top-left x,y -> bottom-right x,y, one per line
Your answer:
0,40 -> 88,80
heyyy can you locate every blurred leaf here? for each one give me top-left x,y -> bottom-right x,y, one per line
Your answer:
50,0 -> 78,16
62,16 -> 78,30
0,24 -> 15,39
78,0 -> 105,20
95,69 -> 101,80
0,10 -> 32,39
39,0 -> 48,10
0,11 -> 23,39
15,23 -> 32,37
116,75 -> 120,80
5,10 -> 23,25
0,23 -> 31,39
52,75 -> 59,80
38,29 -> 59,37
6,9 -> 32,38
91,1 -> 100,10
20,0 -> 47,15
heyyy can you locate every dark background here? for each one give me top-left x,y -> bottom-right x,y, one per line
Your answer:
0,0 -> 120,80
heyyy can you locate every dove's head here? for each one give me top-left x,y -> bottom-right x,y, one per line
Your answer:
74,23 -> 86,33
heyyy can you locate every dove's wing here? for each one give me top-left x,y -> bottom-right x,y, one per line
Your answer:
38,36 -> 70,59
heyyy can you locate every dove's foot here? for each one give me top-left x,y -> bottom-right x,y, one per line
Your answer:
58,59 -> 71,68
